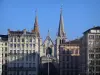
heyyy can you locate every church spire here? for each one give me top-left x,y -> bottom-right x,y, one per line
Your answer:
32,9 -> 40,37
57,7 -> 65,37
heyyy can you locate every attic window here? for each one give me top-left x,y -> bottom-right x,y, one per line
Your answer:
91,30 -> 96,33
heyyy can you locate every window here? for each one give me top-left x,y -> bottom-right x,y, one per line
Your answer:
43,45 -> 45,53
96,54 -> 100,59
14,44 -> 16,48
30,39 -> 32,42
17,44 -> 20,47
22,44 -> 24,48
29,63 -> 31,68
17,55 -> 20,60
89,49 -> 94,52
67,50 -> 70,54
62,62 -> 65,68
18,38 -> 20,42
89,66 -> 94,72
22,50 -> 24,54
33,63 -> 35,67
29,55 -> 32,61
90,60 -> 94,65
30,44 -> 32,47
33,56 -> 35,61
26,44 -> 28,48
75,49 -> 78,54
26,50 -> 28,54
33,44 -> 35,48
5,54 -> 7,57
71,50 -> 74,54
26,57 -> 28,61
62,50 -> 65,54
10,56 -> 13,60
60,40 -> 62,44
5,43 -> 7,46
21,63 -> 24,67
14,50 -> 16,54
10,38 -> 13,42
26,37 -> 28,42
33,50 -> 35,53
89,41 -> 93,45
96,67 -> 100,71
10,50 -> 12,53
95,35 -> 100,39
5,47 -> 7,51
89,54 -> 94,59
33,38 -> 35,42
96,60 -> 100,65
96,48 -> 100,52
17,50 -> 20,54
62,56 -> 65,61
14,38 -> 16,42
66,56 -> 69,61
10,44 -> 13,48
95,41 -> 99,45
13,63 -> 16,67
29,50 -> 32,54
17,63 -> 19,67
89,35 -> 94,39
22,38 -> 24,42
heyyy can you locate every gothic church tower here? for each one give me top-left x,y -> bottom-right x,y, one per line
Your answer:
55,8 -> 66,62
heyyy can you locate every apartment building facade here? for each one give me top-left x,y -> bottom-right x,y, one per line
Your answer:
59,39 -> 80,75
80,26 -> 100,75
0,35 -> 8,75
0,11 -> 42,75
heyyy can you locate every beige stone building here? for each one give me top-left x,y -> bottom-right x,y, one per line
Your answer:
0,11 -> 43,75
0,35 -> 8,75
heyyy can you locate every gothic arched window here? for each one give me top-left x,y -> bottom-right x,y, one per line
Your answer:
46,47 -> 52,55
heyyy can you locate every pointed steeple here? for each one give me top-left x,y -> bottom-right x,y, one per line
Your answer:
57,7 -> 65,37
32,9 -> 40,37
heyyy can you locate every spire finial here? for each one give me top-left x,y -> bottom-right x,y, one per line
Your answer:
48,29 -> 50,37
60,0 -> 63,13
60,3 -> 63,14
35,9 -> 38,17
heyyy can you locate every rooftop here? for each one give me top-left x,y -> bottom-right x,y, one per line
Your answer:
83,26 -> 100,34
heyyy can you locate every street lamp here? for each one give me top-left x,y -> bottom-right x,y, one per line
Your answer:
47,54 -> 50,75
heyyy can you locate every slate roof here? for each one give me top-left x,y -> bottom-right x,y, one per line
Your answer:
0,35 -> 8,41
9,30 -> 34,35
61,38 -> 80,46
83,26 -> 100,34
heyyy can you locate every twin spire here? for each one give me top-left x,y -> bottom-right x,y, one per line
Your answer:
32,8 -> 66,38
